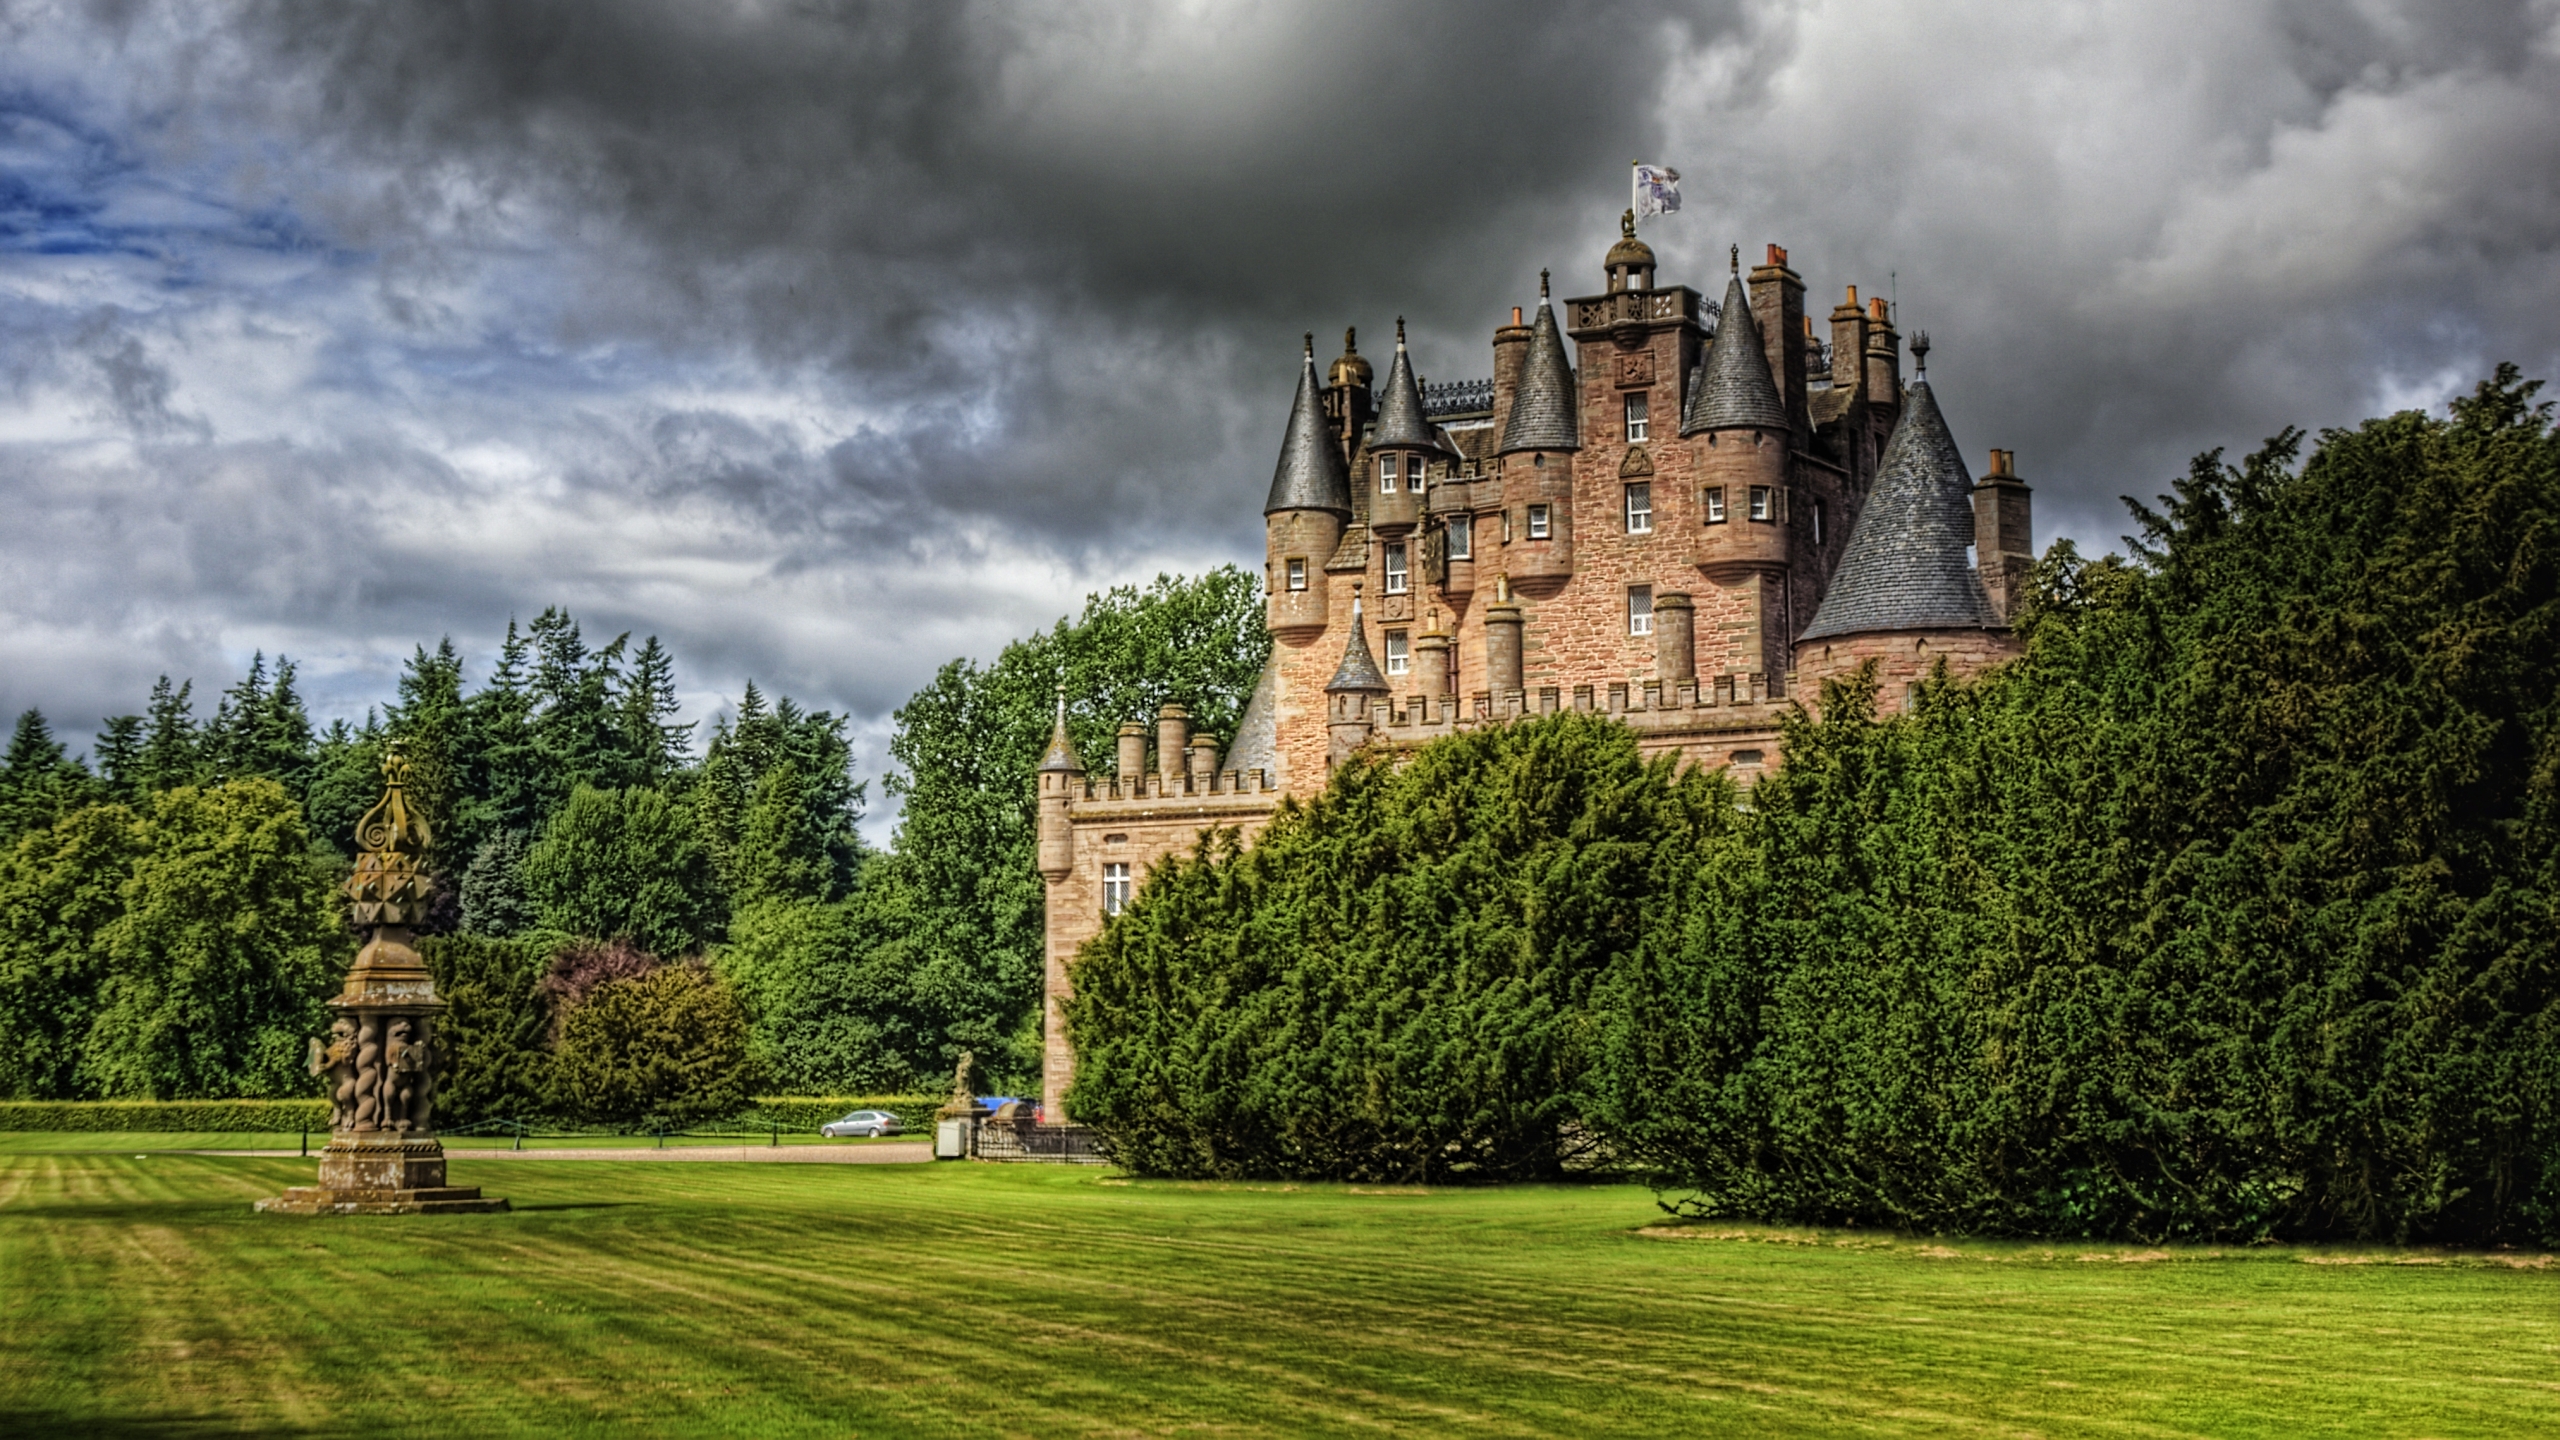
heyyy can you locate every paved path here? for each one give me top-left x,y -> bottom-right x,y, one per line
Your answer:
181,1143 -> 936,1164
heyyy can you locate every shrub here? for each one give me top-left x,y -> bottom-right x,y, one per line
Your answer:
0,1098 -> 329,1132
548,960 -> 753,1126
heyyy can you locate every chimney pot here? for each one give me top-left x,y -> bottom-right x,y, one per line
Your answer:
1511,306 -> 1522,326
1846,284 -> 1858,306
1766,243 -> 1788,267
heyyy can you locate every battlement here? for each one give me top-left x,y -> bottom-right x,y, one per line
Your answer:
1355,671 -> 1792,752
1069,768 -> 1279,808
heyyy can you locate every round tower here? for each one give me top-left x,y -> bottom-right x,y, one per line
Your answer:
1683,249 -> 1792,578
1498,271 -> 1580,590
1604,209 -> 1656,294
1266,335 -> 1353,643
1368,318 -> 1450,537
1035,691 -> 1082,882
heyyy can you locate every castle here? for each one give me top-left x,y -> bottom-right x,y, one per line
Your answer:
1032,215 -> 2034,1118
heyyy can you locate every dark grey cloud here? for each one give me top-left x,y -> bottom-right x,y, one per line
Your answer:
1,0 -> 2555,834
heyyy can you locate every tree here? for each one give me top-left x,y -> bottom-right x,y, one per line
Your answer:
522,785 -> 720,955
459,829 -> 540,937
419,934 -> 554,1126
548,961 -> 752,1126
0,710 -> 90,847
136,676 -> 200,793
75,780 -> 345,1099
92,715 -> 144,802
619,635 -> 693,789
717,896 -> 917,1093
1070,711 -> 1716,1182
0,802 -> 146,1098
693,684 -> 864,909
880,565 -> 1269,1087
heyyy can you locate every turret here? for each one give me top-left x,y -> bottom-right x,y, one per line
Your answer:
1498,271 -> 1579,588
1489,305 -> 1532,447
1324,590 -> 1391,771
1684,253 -> 1793,578
1483,575 -> 1525,706
1604,209 -> 1656,293
1155,704 -> 1189,786
1035,691 -> 1082,882
1412,607 -> 1453,700
1266,335 -> 1353,643
1368,318 -> 1448,536
1799,336 -> 2013,706
1321,327 -> 1375,473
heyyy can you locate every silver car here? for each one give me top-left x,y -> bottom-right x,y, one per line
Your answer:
820,1109 -> 904,1138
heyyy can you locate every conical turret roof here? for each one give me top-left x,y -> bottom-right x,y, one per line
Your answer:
1325,597 -> 1391,694
1799,377 -> 2003,641
1370,319 -> 1450,454
1266,336 -> 1353,515
1498,273 -> 1580,454
1683,270 -> 1789,434
1036,691 -> 1083,774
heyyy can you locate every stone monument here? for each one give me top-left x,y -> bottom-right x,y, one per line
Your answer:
258,748 -> 507,1215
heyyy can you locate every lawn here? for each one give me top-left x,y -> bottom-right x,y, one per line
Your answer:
1,1138 -> 2552,1438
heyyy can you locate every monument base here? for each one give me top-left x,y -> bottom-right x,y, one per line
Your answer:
256,1131 -> 507,1215
256,1184 -> 508,1215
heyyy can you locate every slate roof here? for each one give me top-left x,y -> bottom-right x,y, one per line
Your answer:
1036,694 -> 1082,774
1681,273 -> 1789,434
1266,338 -> 1353,515
1325,600 -> 1391,693
1498,276 -> 1580,453
1799,378 -> 2004,641
1224,659 -> 1280,779
1370,324 -> 1452,454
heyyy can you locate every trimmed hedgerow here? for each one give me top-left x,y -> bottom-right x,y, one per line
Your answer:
0,1099 -> 330,1132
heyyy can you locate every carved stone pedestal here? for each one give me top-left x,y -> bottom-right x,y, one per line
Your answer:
255,1133 -> 507,1215
255,746 -> 506,1219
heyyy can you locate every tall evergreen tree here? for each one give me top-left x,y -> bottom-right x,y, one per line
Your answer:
0,710 -> 90,847
619,634 -> 692,790
471,620 -> 543,838
92,715 -> 144,802
137,676 -> 199,793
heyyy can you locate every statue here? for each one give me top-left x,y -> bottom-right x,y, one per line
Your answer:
258,745 -> 504,1214
307,1018 -> 358,1130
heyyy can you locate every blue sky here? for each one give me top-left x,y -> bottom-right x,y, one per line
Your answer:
2,0 -> 2555,841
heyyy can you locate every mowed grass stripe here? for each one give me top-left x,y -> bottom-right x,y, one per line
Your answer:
3,1153 -> 2553,1438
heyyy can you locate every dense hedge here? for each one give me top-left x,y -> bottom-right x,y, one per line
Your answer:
1067,713 -> 1726,1182
1069,369 -> 2560,1245
0,1099 -> 329,1132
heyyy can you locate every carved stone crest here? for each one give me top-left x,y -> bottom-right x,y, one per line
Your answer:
1620,446 -> 1655,478
1614,351 -> 1655,388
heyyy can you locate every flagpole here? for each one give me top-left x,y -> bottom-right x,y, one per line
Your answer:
1631,160 -> 1640,230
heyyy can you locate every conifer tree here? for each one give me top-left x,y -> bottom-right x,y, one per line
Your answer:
92,715 -> 144,802
136,676 -> 199,793
0,710 -> 90,847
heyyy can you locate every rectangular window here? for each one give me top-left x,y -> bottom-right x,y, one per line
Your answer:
1286,557 -> 1308,591
1384,630 -> 1410,676
1625,482 -> 1652,534
1813,498 -> 1827,546
1527,504 -> 1551,539
1379,453 -> 1398,494
1384,541 -> 1408,594
1448,514 -> 1472,559
1628,584 -> 1653,637
1703,486 -> 1727,524
1625,393 -> 1649,442
1503,510 -> 1514,543
1749,485 -> 1773,521
1102,862 -> 1132,916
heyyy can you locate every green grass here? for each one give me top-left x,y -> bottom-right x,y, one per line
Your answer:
0,1132 -> 910,1154
1,1148 -> 2552,1437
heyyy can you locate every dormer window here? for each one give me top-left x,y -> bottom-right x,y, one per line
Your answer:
1379,454 -> 1398,494
1384,541 -> 1408,594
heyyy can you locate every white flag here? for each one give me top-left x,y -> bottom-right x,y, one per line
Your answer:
1634,164 -> 1681,221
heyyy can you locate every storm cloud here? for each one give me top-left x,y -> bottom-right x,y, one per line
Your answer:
3,0 -> 2555,826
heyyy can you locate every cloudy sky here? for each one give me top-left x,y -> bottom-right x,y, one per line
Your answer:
4,0 -> 2555,834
